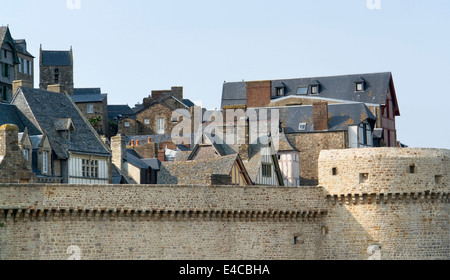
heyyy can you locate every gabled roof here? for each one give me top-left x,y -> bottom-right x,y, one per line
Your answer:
278,132 -> 298,152
12,88 -> 111,159
13,39 -> 34,57
127,152 -> 161,171
0,26 -> 20,64
158,154 -> 248,185
53,118 -> 75,131
41,50 -> 72,66
222,72 -> 399,114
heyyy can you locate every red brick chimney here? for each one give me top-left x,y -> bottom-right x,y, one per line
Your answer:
157,150 -> 165,162
313,101 -> 329,131
246,81 -> 272,108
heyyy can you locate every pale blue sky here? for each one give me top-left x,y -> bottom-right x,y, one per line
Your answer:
1,0 -> 449,148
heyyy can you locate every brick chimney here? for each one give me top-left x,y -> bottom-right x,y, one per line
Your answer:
313,101 -> 329,131
246,81 -> 271,108
157,150 -> 165,162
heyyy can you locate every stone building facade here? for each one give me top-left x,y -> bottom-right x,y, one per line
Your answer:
13,39 -> 34,87
39,46 -> 74,96
0,26 -> 19,103
118,87 -> 194,136
71,88 -> 109,137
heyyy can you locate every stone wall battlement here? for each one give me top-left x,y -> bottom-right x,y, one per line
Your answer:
319,148 -> 450,196
0,184 -> 328,218
0,208 -> 326,224
327,192 -> 450,206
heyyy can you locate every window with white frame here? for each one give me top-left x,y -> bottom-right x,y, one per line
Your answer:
82,159 -> 99,178
124,121 -> 130,127
87,104 -> 94,114
157,118 -> 165,134
356,82 -> 364,92
144,119 -> 150,125
42,151 -> 48,174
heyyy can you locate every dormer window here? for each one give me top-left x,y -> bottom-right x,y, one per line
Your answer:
276,87 -> 285,97
54,118 -> 76,141
356,82 -> 364,92
311,85 -> 319,95
299,123 -> 307,131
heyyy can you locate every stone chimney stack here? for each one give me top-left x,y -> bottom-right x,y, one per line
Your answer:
237,118 -> 250,161
171,86 -> 183,101
313,101 -> 329,132
111,134 -> 127,177
12,80 -> 33,96
0,124 -> 19,157
47,84 -> 62,93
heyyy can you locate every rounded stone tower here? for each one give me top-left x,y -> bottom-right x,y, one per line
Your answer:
319,148 -> 449,260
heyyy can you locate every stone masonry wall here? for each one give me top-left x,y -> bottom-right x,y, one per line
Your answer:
287,131 -> 347,186
0,184 -> 327,260
0,148 -> 448,260
319,148 -> 450,260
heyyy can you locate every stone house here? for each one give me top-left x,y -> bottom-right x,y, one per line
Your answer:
11,87 -> 112,184
221,72 -> 400,147
13,39 -> 34,87
0,26 -> 20,103
118,87 -> 195,136
39,45 -> 74,96
0,124 -> 35,183
71,88 -> 108,137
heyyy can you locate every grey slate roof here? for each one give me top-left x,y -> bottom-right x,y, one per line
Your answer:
108,105 -> 135,120
41,50 -> 72,66
252,103 -> 377,134
71,88 -> 107,103
126,150 -> 152,169
0,103 -> 27,132
12,88 -> 111,159
73,88 -> 101,95
13,39 -> 34,57
0,26 -> 19,64
222,72 -> 396,108
182,99 -> 195,108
